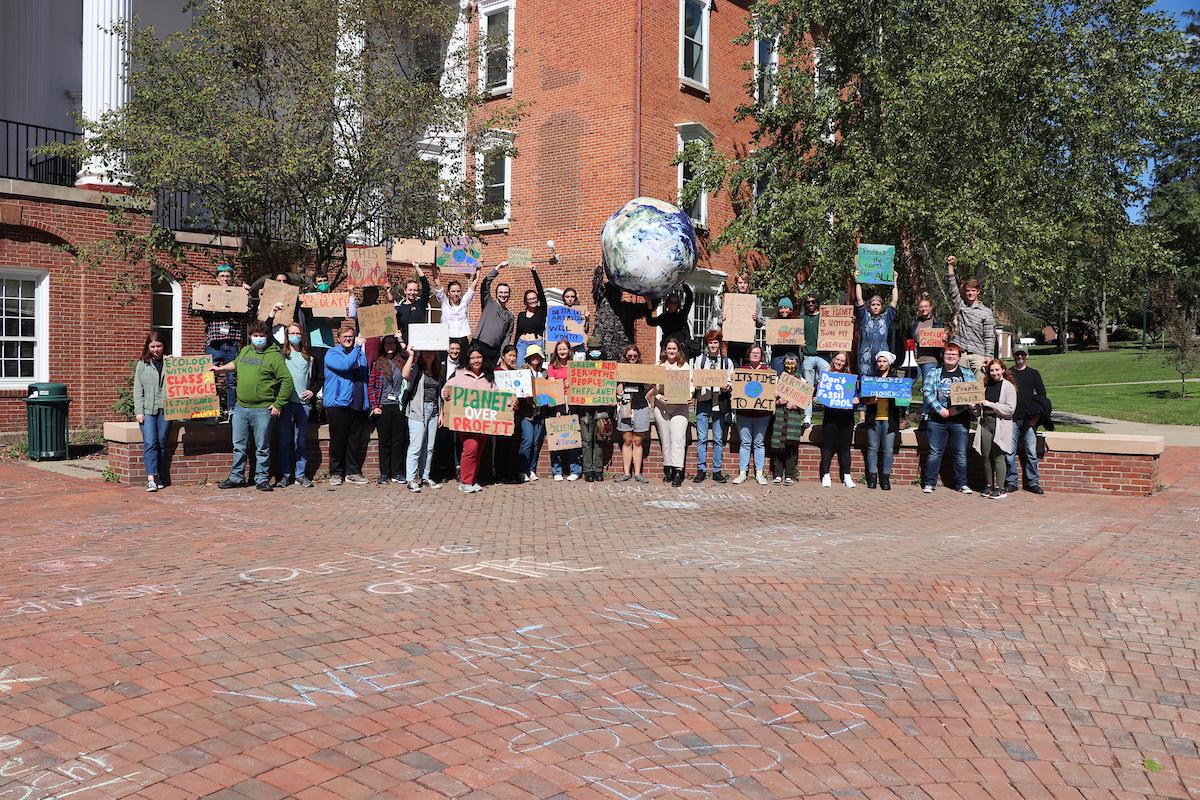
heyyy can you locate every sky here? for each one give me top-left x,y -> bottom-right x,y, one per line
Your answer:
1151,0 -> 1195,22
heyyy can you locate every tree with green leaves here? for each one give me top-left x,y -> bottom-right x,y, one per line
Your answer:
49,0 -> 517,283
680,0 -> 1190,319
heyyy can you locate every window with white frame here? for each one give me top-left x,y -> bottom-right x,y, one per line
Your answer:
651,269 -> 725,358
480,0 -> 514,94
679,0 -> 709,90
754,36 -> 778,105
150,270 -> 181,355
476,136 -> 512,226
0,270 -> 48,387
676,122 -> 713,228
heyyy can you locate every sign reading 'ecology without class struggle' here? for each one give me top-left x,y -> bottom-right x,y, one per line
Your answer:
443,386 -> 514,436
163,355 -> 220,421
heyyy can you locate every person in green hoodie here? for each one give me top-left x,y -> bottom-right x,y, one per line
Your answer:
797,294 -> 828,429
212,320 -> 294,491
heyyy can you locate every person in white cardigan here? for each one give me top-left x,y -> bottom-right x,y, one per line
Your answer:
649,337 -> 694,487
972,359 -> 1017,499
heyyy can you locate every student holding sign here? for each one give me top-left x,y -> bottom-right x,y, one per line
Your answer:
920,343 -> 978,494
690,331 -> 734,483
862,351 -> 902,491
770,298 -> 803,374
650,338 -> 692,487
708,274 -> 762,363
401,346 -> 447,492
818,352 -> 859,488
972,359 -> 1017,499
133,332 -> 169,492
768,354 -> 806,486
614,344 -> 652,483
798,294 -> 828,428
393,267 -> 432,343
645,284 -> 695,357
546,339 -> 583,480
188,264 -> 246,417
853,268 -> 899,378
732,345 -> 774,485
516,345 -> 548,482
442,346 -> 505,494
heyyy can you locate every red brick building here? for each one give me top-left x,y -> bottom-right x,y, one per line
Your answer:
0,0 -> 771,434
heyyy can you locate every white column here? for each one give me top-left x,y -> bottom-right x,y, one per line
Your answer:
76,0 -> 132,188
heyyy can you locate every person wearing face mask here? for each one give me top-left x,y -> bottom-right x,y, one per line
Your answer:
133,332 -> 169,492
212,320 -> 294,491
473,261 -> 514,367
392,266 -> 431,343
768,353 -> 805,487
514,266 -> 548,343
921,342 -> 977,494
973,358 -> 1017,499
188,263 -> 246,419
432,271 -> 483,352
946,255 -> 996,377
367,335 -> 409,486
853,266 -> 899,379
863,351 -> 902,490
296,272 -> 340,403
577,334 -> 614,481
274,322 -> 315,487
324,327 -> 371,486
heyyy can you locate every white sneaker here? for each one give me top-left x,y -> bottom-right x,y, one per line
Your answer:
554,474 -> 564,481
821,474 -> 832,488
566,473 -> 580,481
731,472 -> 747,485
146,478 -> 157,493
458,484 -> 473,494
923,485 -> 934,494
522,473 -> 531,483
772,476 -> 782,485
471,484 -> 483,492
959,486 -> 974,495
843,475 -> 856,488
529,472 -> 539,482
756,475 -> 769,486
423,479 -> 442,489
408,481 -> 422,493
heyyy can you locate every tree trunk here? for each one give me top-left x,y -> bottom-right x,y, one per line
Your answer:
898,223 -> 924,298
1097,283 -> 1109,352
1058,293 -> 1068,354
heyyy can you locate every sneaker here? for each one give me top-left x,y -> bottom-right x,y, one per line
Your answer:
566,473 -> 580,481
470,484 -> 483,492
922,485 -> 935,494
256,482 -> 273,492
1027,485 -> 1044,495
458,484 -> 473,494
756,475 -> 769,486
154,478 -> 166,490
693,470 -> 707,484
146,478 -> 158,493
522,473 -> 531,483
633,474 -> 648,484
529,472 -> 539,482
554,474 -> 564,481
732,472 -> 747,485
712,471 -> 727,483
423,479 -> 442,489
1004,484 -> 1018,494
842,475 -> 856,488
615,474 -> 631,482
408,481 -> 422,492
217,478 -> 244,490
783,478 -> 794,486
345,474 -> 368,485
993,488 -> 1008,499
328,475 -> 343,487
772,476 -> 782,485
377,476 -> 389,486
958,485 -> 973,495
278,477 -> 294,488
821,474 -> 832,488
391,476 -> 406,484
299,477 -> 314,488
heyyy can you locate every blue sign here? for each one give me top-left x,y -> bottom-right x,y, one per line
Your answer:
816,372 -> 857,409
547,305 -> 586,346
859,376 -> 913,400
517,338 -> 545,365
857,244 -> 895,285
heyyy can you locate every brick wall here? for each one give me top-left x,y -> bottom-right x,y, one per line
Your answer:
106,422 -> 1160,496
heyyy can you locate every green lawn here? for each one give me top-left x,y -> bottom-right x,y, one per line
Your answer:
1051,384 -> 1199,425
1023,346 -> 1181,387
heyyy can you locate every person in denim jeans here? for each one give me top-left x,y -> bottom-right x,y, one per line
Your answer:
733,345 -> 774,485
402,348 -> 446,492
516,346 -> 547,482
910,295 -> 946,418
797,295 -> 828,426
546,339 -> 583,480
920,343 -> 976,493
133,332 -> 169,492
690,331 -> 733,483
188,264 -> 246,416
275,322 -> 314,487
863,351 -> 901,490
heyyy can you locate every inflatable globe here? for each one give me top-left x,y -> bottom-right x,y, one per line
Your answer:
600,197 -> 697,299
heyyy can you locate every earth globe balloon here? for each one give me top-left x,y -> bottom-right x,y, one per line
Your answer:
600,197 -> 697,299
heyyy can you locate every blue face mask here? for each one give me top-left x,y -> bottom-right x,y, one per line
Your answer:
250,336 -> 268,349
316,282 -> 329,292
288,334 -> 302,346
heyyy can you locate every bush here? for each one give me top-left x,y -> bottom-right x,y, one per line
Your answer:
112,361 -> 137,420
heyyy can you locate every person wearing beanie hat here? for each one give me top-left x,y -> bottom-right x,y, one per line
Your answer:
516,344 -> 547,482
777,297 -> 793,310
769,297 -> 803,374
863,351 -> 903,490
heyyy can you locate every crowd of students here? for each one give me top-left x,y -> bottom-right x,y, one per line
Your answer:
133,256 -> 1050,498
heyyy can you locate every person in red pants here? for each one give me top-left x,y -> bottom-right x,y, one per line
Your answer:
441,345 -> 514,494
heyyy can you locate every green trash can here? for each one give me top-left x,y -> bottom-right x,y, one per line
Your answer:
23,383 -> 71,461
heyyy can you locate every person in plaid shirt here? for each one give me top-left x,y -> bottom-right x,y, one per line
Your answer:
188,264 -> 247,417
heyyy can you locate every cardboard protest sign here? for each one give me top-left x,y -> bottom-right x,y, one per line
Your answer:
567,361 -> 618,405
691,368 -> 729,389
545,414 -> 583,451
857,244 -> 896,285
860,376 -> 913,399
775,371 -> 814,408
816,372 -> 857,409
391,238 -> 437,265
192,284 -> 249,314
163,355 -> 220,421
949,381 -> 985,406
662,369 -> 692,403
356,303 -> 396,339
817,305 -> 855,351
495,369 -> 533,398
444,385 -> 514,436
300,291 -> 350,318
766,318 -> 805,346
917,327 -> 947,348
436,235 -> 482,274
547,305 -> 587,346
731,368 -> 776,412
722,293 -> 759,343
615,362 -> 666,385
257,280 -> 300,322
346,246 -> 389,288
533,377 -> 566,407
507,247 -> 533,269
517,338 -> 545,365
408,323 -> 449,351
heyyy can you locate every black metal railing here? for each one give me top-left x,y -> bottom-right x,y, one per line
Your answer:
1,119 -> 82,186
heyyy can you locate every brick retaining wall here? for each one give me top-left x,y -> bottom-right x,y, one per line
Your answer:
105,422 -> 1162,496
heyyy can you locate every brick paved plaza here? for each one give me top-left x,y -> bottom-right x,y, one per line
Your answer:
1,452 -> 1198,800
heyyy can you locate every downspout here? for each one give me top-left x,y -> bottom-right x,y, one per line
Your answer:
634,0 -> 643,197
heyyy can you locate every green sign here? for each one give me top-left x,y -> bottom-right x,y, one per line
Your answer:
857,244 -> 895,285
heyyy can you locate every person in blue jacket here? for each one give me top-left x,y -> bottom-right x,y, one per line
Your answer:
324,327 -> 370,487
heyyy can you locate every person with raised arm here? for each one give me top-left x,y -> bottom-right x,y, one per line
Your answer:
473,261 -> 514,367
187,263 -> 246,418
393,265 -> 431,343
432,269 -> 482,352
853,266 -> 899,379
946,255 -> 996,377
514,266 -> 548,343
